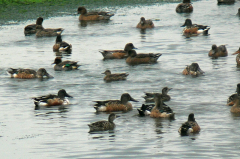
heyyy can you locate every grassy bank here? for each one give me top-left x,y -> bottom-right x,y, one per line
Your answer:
0,0 -> 178,25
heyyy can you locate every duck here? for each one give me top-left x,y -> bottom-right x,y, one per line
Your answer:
7,68 -> 53,79
52,57 -> 80,71
88,113 -> 119,132
137,102 -> 170,116
208,44 -> 228,58
143,87 -> 172,103
93,93 -> 138,112
178,113 -> 200,136
102,70 -> 129,82
77,6 -> 114,21
53,35 -> 72,53
35,19 -> 64,37
150,93 -> 175,118
182,63 -> 204,76
99,43 -> 137,59
181,19 -> 210,36
227,83 -> 240,106
237,8 -> 240,16
232,47 -> 240,65
126,50 -> 162,65
136,17 -> 154,29
218,0 -> 235,4
176,0 -> 193,13
24,17 -> 43,35
32,89 -> 73,107
227,94 -> 240,113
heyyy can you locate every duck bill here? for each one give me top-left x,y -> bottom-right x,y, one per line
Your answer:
47,74 -> 54,78
227,101 -> 234,106
65,93 -> 73,98
232,51 -> 239,55
197,67 -> 205,74
130,96 -> 138,102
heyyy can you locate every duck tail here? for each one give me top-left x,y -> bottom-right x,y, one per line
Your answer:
202,27 -> 210,35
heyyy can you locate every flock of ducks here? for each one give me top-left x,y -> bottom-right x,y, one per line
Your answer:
6,1 -> 240,135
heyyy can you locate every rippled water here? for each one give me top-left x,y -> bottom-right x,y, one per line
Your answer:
1,0 -> 240,158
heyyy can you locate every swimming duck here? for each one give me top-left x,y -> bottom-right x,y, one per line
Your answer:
227,83 -> 240,106
208,44 -> 228,58
52,57 -> 80,71
137,102 -> 170,116
35,19 -> 64,37
7,68 -> 53,79
53,35 -> 72,53
237,8 -> 240,16
143,87 -> 172,103
182,63 -> 204,76
218,0 -> 235,4
126,50 -> 162,65
93,93 -> 138,112
88,113 -> 119,132
24,17 -> 43,35
150,93 -> 175,118
99,43 -> 137,59
102,70 -> 129,82
176,0 -> 193,13
77,6 -> 114,21
32,89 -> 73,107
232,47 -> 240,65
136,17 -> 154,29
227,94 -> 240,113
181,19 -> 210,36
178,113 -> 200,136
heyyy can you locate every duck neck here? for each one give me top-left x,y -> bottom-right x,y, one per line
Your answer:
155,99 -> 163,110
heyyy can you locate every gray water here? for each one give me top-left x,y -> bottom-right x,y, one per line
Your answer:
1,0 -> 240,158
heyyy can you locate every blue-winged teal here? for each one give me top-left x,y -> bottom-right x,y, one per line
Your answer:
143,87 -> 172,103
102,70 -> 129,82
99,43 -> 136,59
208,44 -> 228,58
136,17 -> 154,29
88,113 -> 119,132
52,57 -> 80,71
182,63 -> 204,76
126,50 -> 162,65
53,35 -> 72,53
228,94 -> 240,113
178,113 -> 200,136
176,0 -> 193,13
93,93 -> 138,112
181,19 -> 210,36
24,17 -> 43,35
77,6 -> 114,21
232,47 -> 240,65
150,93 -> 175,118
227,83 -> 240,106
7,68 -> 53,79
32,89 -> 73,107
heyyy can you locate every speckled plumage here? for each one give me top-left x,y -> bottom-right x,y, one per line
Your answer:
102,70 -> 129,82
143,87 -> 172,103
88,113 -> 118,132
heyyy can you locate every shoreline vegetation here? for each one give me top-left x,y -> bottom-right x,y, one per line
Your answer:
0,0 -> 180,25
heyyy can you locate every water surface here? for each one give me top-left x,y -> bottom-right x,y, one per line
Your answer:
1,0 -> 240,158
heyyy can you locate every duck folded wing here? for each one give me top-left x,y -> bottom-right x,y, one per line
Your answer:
136,53 -> 162,58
